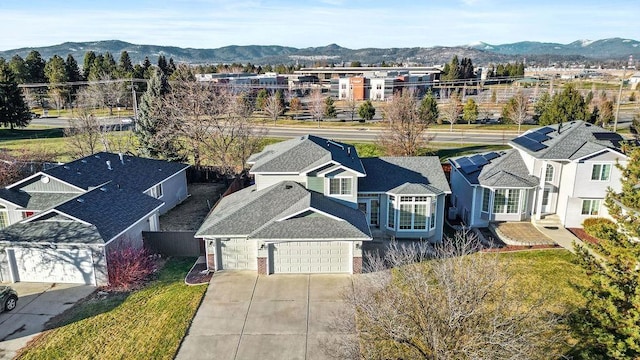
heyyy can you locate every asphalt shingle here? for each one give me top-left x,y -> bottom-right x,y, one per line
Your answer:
359,157 -> 451,194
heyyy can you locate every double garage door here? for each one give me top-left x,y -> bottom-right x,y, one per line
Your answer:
8,248 -> 96,285
272,241 -> 351,274
217,239 -> 351,273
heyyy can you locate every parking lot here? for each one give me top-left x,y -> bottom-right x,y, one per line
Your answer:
0,283 -> 94,360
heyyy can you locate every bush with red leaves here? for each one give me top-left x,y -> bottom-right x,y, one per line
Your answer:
106,241 -> 156,290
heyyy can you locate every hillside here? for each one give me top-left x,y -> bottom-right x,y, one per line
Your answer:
0,38 -> 637,66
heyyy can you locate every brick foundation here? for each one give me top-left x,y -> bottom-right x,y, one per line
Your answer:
257,257 -> 268,275
207,253 -> 216,271
352,257 -> 363,274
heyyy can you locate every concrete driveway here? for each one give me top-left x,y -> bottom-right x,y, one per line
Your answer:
0,283 -> 95,360
176,271 -> 355,360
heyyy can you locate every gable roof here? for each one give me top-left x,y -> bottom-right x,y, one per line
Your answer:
248,135 -> 365,175
509,121 -> 626,160
43,152 -> 189,192
0,183 -> 164,245
196,181 -> 371,241
359,157 -> 451,195
450,150 -> 539,188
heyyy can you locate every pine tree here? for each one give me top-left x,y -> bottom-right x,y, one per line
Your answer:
358,100 -> 376,122
571,145 -> 640,359
539,84 -> 586,125
0,63 -> 32,129
324,96 -> 337,118
83,51 -> 96,80
134,69 -> 181,160
418,90 -> 438,124
118,51 -> 134,77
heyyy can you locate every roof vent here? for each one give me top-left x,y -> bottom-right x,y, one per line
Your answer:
285,184 -> 293,189
77,198 -> 84,203
106,160 -> 112,170
63,165 -> 70,170
81,159 -> 87,163
119,153 -> 124,164
95,154 -> 100,159
100,187 -> 107,192
327,140 -> 344,150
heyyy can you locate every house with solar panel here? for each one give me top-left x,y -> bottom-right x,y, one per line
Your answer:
448,120 -> 628,228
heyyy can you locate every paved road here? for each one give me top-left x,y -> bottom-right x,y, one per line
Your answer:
176,271 -> 354,360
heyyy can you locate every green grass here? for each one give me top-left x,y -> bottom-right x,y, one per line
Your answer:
499,249 -> 587,308
17,258 -> 207,360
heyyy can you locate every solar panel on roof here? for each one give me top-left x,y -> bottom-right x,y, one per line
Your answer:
536,127 -> 554,134
456,157 -> 474,168
512,136 -> 547,152
593,132 -> 622,141
469,154 -> 489,166
483,152 -> 500,161
524,132 -> 550,142
460,165 -> 479,175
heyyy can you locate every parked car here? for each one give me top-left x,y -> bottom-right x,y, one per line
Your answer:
0,286 -> 18,312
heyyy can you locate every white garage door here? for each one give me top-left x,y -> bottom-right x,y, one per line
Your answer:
218,238 -> 257,270
14,248 -> 95,285
272,241 -> 351,274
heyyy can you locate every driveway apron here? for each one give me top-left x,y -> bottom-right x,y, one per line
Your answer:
176,271 -> 354,360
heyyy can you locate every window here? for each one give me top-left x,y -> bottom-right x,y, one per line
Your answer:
370,199 -> 379,226
387,195 -> 395,229
0,211 -> 7,230
429,200 -> 436,230
22,211 -> 35,219
545,164 -> 554,182
392,196 -> 430,231
341,83 -> 347,89
492,189 -> 521,214
376,84 -> 382,90
581,199 -> 601,215
482,188 -> 490,213
414,204 -> 427,230
329,178 -> 352,195
150,183 -> 163,199
399,204 -> 413,229
591,164 -> 611,181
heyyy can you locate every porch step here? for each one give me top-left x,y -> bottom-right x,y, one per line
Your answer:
533,214 -> 562,227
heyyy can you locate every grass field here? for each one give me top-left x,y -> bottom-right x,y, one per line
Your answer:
16,258 -> 207,360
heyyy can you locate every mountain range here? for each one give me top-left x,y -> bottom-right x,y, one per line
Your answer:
0,38 -> 638,66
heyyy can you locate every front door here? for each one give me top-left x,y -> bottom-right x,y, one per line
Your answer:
358,200 -> 380,227
541,187 -> 551,213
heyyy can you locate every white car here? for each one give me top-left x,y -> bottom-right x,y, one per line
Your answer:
121,117 -> 134,124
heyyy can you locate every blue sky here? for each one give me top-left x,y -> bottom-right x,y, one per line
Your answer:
0,0 -> 637,51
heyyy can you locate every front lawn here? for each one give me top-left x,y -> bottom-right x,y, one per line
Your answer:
17,258 -> 207,360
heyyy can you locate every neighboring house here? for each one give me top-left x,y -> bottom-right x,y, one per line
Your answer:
196,135 -> 450,275
449,121 -> 628,228
0,152 -> 189,286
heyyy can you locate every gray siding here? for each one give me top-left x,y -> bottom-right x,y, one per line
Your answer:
17,176 -> 82,193
307,176 -> 324,193
155,170 -> 188,215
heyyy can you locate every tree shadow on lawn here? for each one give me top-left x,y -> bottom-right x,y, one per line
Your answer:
42,290 -> 130,331
0,128 -> 65,141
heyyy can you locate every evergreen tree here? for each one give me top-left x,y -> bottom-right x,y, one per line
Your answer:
135,69 -> 181,160
83,51 -> 96,80
418,90 -> 438,124
157,55 -> 168,75
118,51 -> 134,77
101,52 -> 117,76
44,55 -> 69,114
65,54 -> 82,82
539,84 -> 586,125
255,89 -> 268,110
324,96 -> 337,118
571,145 -> 640,359
24,50 -> 46,83
358,100 -> 376,122
0,63 -> 32,129
8,55 -> 27,84
167,58 -> 177,77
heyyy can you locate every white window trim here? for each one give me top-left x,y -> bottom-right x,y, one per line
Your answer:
492,189 -> 523,215
544,164 -> 554,182
581,199 -> 601,216
327,177 -> 353,196
590,163 -> 612,182
395,195 -> 432,232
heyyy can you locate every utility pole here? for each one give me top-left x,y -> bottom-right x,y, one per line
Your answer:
130,79 -> 138,130
613,66 -> 626,132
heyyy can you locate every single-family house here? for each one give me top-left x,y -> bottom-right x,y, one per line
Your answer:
0,152 -> 189,286
449,120 -> 628,228
196,135 -> 450,275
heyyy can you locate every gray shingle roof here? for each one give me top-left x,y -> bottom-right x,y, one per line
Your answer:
248,135 -> 365,175
450,150 -> 539,188
196,181 -> 371,240
44,152 -> 189,192
359,157 -> 451,194
53,183 -> 164,242
0,220 -> 103,245
0,190 -> 78,210
509,121 -> 625,160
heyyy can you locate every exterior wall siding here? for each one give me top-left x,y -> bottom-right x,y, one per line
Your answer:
154,170 -> 188,215
17,176 -> 82,193
255,174 -> 308,191
307,176 -> 324,193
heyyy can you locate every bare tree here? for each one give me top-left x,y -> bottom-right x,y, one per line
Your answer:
377,90 -> 433,156
503,89 -> 529,133
441,92 -> 462,131
78,73 -> 127,116
345,97 -> 358,122
328,230 -> 565,360
160,74 -> 266,174
263,91 -> 284,125
309,88 -> 324,128
64,109 -> 103,157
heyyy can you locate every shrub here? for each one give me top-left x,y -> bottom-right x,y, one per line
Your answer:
107,241 -> 156,290
582,218 -> 619,241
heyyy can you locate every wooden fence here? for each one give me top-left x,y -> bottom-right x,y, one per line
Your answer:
143,231 -> 203,257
